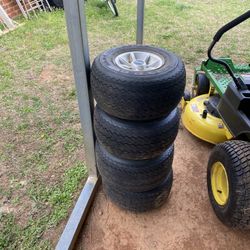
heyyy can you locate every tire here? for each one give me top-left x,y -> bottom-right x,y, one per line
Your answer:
91,45 -> 186,121
183,90 -> 191,101
107,0 -> 118,16
193,73 -> 210,96
94,106 -> 180,160
104,169 -> 173,212
48,0 -> 63,8
207,140 -> 250,229
96,142 -> 174,192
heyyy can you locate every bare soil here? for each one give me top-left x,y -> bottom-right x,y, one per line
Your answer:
76,127 -> 250,250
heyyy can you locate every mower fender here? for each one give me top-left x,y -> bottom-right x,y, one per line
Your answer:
182,94 -> 232,144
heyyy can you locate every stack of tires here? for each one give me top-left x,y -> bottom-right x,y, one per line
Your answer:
91,45 -> 186,212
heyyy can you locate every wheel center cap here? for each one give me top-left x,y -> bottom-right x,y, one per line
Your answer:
132,59 -> 146,70
115,51 -> 164,72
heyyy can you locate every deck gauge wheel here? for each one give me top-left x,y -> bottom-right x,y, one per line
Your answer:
192,73 -> 210,97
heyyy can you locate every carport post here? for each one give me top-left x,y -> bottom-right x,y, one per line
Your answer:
136,0 -> 145,44
55,0 -> 99,249
56,0 -> 146,249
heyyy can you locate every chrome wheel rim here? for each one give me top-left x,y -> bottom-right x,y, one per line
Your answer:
115,51 -> 164,71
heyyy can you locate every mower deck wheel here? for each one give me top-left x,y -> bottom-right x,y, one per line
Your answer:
207,140 -> 250,229
193,73 -> 210,97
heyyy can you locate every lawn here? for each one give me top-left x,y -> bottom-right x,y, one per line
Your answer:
0,0 -> 249,249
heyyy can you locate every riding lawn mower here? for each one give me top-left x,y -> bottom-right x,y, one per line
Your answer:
182,10 -> 250,228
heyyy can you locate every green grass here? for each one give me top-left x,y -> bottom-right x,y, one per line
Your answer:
0,162 -> 87,250
0,1 -> 249,248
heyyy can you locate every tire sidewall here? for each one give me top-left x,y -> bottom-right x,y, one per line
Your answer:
94,106 -> 180,160
103,170 -> 173,212
196,73 -> 210,96
91,45 -> 185,120
96,142 -> 174,192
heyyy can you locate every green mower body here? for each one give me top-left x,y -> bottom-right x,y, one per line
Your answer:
182,10 -> 250,229
194,58 -> 250,140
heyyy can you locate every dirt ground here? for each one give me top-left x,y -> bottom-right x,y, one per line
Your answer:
76,126 -> 250,250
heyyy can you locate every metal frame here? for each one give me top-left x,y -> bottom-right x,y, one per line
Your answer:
0,4 -> 16,34
15,0 -> 52,19
56,1 -> 145,249
136,0 -> 144,44
15,0 -> 28,18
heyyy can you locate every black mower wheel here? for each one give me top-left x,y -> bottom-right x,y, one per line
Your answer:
193,73 -> 210,96
207,140 -> 250,229
91,45 -> 186,121
94,106 -> 180,160
48,0 -> 63,8
104,169 -> 173,212
96,142 -> 174,192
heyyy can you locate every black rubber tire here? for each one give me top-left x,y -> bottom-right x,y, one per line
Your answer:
207,140 -> 250,229
183,90 -> 191,101
96,142 -> 174,192
107,0 -> 118,16
104,169 -> 173,212
195,73 -> 210,96
48,0 -> 63,8
94,106 -> 180,160
91,45 -> 186,121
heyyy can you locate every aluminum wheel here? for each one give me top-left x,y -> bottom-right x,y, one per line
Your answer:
115,51 -> 164,71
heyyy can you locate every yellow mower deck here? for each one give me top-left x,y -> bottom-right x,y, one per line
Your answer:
181,94 -> 232,144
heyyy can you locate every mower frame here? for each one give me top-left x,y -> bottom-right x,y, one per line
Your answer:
191,10 -> 250,140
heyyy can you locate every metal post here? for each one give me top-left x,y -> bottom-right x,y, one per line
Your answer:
55,177 -> 99,250
0,5 -> 16,29
136,0 -> 145,44
63,0 -> 96,177
56,0 -> 146,248
55,0 -> 99,249
15,1 -> 28,19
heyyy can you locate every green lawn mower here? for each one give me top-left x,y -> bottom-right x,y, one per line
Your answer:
182,10 -> 250,228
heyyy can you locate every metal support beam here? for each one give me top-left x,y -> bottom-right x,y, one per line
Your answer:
63,0 -> 96,177
55,176 -> 99,250
136,0 -> 145,44
56,0 -> 99,249
57,0 -> 146,249
15,1 -> 28,19
0,5 -> 16,29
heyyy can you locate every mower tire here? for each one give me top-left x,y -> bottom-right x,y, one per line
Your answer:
194,73 -> 210,96
96,142 -> 174,192
104,169 -> 173,212
91,45 -> 186,121
207,140 -> 250,229
94,106 -> 180,160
